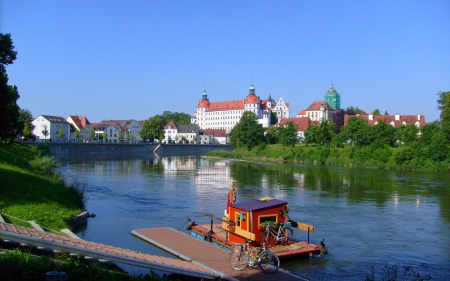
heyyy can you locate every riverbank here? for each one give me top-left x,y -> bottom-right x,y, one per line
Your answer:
0,142 -> 84,230
207,144 -> 450,172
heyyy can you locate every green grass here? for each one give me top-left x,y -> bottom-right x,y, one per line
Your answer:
0,249 -> 196,281
0,142 -> 84,231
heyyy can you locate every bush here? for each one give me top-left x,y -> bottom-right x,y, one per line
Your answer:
29,155 -> 59,176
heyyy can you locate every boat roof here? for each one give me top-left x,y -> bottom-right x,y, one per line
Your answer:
232,199 -> 287,212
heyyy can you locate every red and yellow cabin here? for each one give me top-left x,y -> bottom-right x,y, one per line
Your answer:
225,197 -> 290,246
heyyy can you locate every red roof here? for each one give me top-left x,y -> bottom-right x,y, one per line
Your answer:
205,100 -> 245,112
200,129 -> 228,137
275,117 -> 312,131
305,101 -> 334,111
344,114 -> 426,127
244,94 -> 258,104
164,121 -> 178,129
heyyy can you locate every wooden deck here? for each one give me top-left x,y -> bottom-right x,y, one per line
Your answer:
189,223 -> 320,258
132,227 -> 309,281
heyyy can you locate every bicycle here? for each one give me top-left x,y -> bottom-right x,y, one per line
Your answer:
229,240 -> 280,274
259,221 -> 293,246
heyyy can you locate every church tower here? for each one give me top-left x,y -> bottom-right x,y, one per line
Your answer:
324,83 -> 341,110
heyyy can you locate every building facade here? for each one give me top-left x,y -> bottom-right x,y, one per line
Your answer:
32,115 -> 72,142
67,115 -> 91,142
300,101 -> 335,122
192,83 -> 290,132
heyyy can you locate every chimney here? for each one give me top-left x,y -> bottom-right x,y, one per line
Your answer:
417,114 -> 421,120
369,114 -> 373,121
395,114 -> 400,121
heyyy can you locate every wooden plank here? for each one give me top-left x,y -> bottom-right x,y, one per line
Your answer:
234,227 -> 255,241
295,222 -> 314,232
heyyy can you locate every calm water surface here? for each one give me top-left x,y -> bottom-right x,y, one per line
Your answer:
58,155 -> 450,280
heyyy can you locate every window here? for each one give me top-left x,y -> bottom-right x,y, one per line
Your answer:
259,215 -> 277,225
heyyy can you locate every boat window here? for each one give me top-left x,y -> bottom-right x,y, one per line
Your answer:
259,215 -> 277,225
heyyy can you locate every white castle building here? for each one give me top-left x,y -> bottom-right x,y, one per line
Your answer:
191,82 -> 290,132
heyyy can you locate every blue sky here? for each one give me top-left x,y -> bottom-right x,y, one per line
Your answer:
2,1 -> 449,123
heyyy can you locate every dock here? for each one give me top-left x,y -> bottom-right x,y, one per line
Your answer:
189,223 -> 320,258
132,227 -> 309,281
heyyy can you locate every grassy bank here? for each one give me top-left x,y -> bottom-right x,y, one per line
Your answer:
0,142 -> 84,231
208,143 -> 450,172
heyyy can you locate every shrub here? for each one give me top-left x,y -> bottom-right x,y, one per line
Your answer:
29,155 -> 59,176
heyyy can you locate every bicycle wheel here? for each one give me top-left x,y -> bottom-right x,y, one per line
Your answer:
259,251 -> 280,274
229,251 -> 249,270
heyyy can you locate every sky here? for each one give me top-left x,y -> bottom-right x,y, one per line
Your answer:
1,1 -> 449,123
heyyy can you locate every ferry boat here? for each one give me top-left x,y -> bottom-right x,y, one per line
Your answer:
187,183 -> 329,259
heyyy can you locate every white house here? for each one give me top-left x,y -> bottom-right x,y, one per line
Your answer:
91,122 -> 119,143
32,115 -> 71,142
67,115 -> 92,142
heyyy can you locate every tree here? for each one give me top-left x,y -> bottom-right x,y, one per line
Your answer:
58,126 -> 66,141
130,133 -> 134,142
420,121 -> 440,146
140,117 -> 165,141
396,124 -> 418,145
229,111 -> 265,150
22,122 -> 32,141
265,126 -> 282,144
18,109 -> 33,137
118,131 -> 122,142
155,111 -> 191,125
370,121 -> 396,147
74,130 -> 80,142
103,131 -> 108,143
305,124 -> 320,145
437,91 -> 450,139
0,33 -> 20,144
279,121 -> 298,147
339,116 -> 370,146
373,109 -> 381,115
42,125 -> 49,140
317,120 -> 336,146
89,129 -> 95,141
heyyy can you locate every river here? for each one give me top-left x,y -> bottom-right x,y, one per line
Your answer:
57,154 -> 450,280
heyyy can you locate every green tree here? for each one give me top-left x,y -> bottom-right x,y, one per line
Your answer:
317,120 -> 336,146
429,131 -> 449,161
265,126 -> 282,144
89,128 -> 95,141
74,130 -> 80,142
396,124 -> 418,145
370,121 -> 396,148
140,116 -> 165,141
42,125 -> 49,140
420,121 -> 440,146
58,126 -> 65,141
22,122 -> 32,141
372,109 -> 381,115
103,131 -> 108,143
229,111 -> 265,150
305,124 -> 320,145
118,131 -> 122,142
279,121 -> 298,147
0,33 -> 20,144
18,109 -> 33,137
339,116 -> 370,146
130,133 -> 134,142
155,111 -> 191,125
437,91 -> 450,139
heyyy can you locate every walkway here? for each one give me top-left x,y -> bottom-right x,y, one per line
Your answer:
0,222 -> 220,280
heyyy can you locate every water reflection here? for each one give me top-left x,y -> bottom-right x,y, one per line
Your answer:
58,155 -> 450,280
